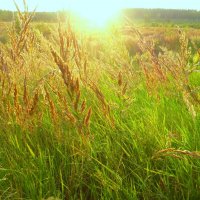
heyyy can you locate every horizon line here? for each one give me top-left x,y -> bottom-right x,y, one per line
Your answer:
0,7 -> 199,12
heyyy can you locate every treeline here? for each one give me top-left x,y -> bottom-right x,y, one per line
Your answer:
0,10 -> 58,22
0,8 -> 200,23
123,8 -> 200,23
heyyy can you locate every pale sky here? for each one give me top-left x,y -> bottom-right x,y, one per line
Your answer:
0,0 -> 200,11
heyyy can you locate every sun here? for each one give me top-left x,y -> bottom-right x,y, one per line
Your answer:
69,0 -> 123,28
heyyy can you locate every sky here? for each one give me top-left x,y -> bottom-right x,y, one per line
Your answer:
0,0 -> 199,11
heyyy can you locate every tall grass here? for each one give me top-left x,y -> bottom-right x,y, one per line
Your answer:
0,3 -> 199,200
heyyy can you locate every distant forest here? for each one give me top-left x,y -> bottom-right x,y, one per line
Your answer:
0,10 -> 57,22
123,9 -> 200,23
0,8 -> 200,23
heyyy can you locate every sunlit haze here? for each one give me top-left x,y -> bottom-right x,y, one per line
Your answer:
68,0 -> 122,28
0,0 -> 200,28
1,0 -> 200,12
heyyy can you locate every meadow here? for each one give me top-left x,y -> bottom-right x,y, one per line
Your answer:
0,6 -> 200,200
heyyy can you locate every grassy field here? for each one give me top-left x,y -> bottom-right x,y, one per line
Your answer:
0,8 -> 199,200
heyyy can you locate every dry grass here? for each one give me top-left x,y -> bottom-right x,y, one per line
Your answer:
0,2 -> 199,199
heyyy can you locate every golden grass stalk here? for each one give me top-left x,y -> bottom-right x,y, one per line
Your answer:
74,90 -> 81,111
23,75 -> 28,106
118,71 -> 123,87
14,84 -> 19,111
28,90 -> 39,116
84,107 -> 92,127
45,89 -> 57,121
152,148 -> 200,159
81,100 -> 86,113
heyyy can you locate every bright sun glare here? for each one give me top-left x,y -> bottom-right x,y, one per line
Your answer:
69,0 -> 123,28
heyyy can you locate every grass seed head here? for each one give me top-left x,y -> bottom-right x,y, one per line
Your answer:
118,71 -> 123,87
84,107 -> 92,127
